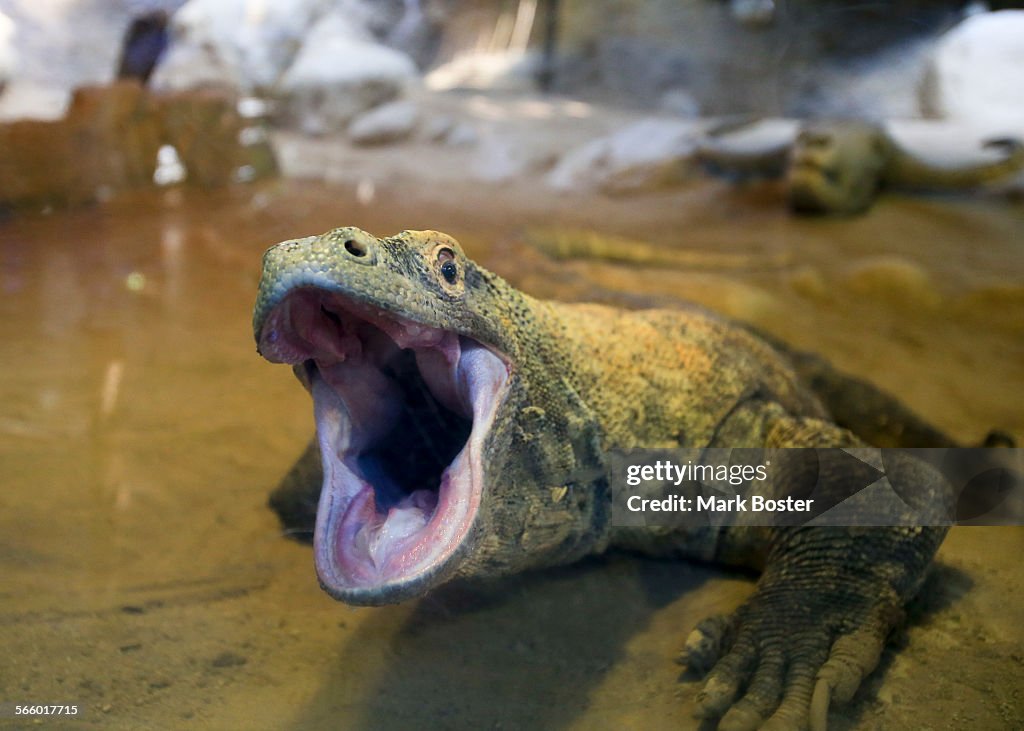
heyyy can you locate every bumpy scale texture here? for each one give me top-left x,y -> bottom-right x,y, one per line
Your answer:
255,228 -> 956,731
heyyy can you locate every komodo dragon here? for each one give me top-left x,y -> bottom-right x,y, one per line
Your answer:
697,118 -> 1024,215
253,227 -> 964,731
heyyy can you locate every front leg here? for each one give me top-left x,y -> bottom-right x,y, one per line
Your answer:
684,414 -> 950,730
686,525 -> 943,730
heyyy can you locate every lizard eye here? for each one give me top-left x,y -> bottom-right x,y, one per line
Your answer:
437,248 -> 458,284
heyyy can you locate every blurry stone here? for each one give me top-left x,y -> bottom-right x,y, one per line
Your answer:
149,42 -> 239,93
546,118 -> 700,194
0,81 -> 160,208
471,134 -> 555,183
696,117 -> 798,181
66,81 -> 164,190
422,114 -> 454,142
425,51 -> 541,93
151,0 -> 329,93
0,118 -> 83,207
0,81 -> 275,210
423,115 -> 479,147
0,83 -> 71,122
444,120 -> 479,147
157,89 -> 277,186
842,256 -> 941,309
348,100 -> 418,146
276,11 -> 418,135
922,10 -> 1024,135
0,10 -> 16,91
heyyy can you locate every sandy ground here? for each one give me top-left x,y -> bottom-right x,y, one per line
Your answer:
0,106 -> 1022,730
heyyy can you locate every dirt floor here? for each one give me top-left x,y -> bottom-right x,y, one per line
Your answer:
0,140 -> 1022,730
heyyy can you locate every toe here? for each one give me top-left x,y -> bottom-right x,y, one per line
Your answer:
694,633 -> 756,719
760,643 -> 830,731
815,624 -> 885,704
680,613 -> 734,673
717,650 -> 785,731
809,622 -> 888,730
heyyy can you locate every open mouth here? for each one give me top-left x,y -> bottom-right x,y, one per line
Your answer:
257,287 -> 510,602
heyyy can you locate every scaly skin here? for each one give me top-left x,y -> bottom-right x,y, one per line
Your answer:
254,228 -> 954,730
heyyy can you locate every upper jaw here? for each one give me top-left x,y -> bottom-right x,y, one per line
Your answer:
257,286 -> 510,604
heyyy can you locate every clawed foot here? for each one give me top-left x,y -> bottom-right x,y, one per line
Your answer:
679,577 -> 903,730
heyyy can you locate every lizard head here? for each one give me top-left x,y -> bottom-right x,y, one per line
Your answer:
787,120 -> 889,215
254,228 -> 603,605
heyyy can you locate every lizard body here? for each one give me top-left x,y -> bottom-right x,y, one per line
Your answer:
697,118 -> 1024,215
254,227 -> 954,730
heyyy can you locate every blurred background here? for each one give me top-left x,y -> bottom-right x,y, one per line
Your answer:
0,1 -> 1022,729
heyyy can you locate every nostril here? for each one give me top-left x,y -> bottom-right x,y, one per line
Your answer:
344,239 -> 367,257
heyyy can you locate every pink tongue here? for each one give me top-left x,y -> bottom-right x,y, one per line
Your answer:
352,490 -> 438,569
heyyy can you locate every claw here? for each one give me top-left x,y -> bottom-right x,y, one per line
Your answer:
694,643 -> 756,719
810,678 -> 831,731
680,614 -> 733,673
695,673 -> 744,719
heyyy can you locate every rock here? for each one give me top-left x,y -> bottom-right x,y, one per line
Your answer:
425,50 -> 541,93
471,134 -> 555,183
0,118 -> 82,207
0,10 -> 16,89
157,89 -> 278,186
422,114 -> 454,143
66,82 -> 164,189
0,81 -> 161,208
546,118 -> 700,195
148,40 -> 239,93
0,82 -> 70,121
151,0 -> 329,93
422,115 -> 478,147
922,10 -> 1024,135
348,100 -> 418,145
444,120 -> 479,148
0,82 -> 275,209
276,11 -> 418,134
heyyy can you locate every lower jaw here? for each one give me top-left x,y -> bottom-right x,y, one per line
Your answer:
314,535 -> 472,606
311,451 -> 479,604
